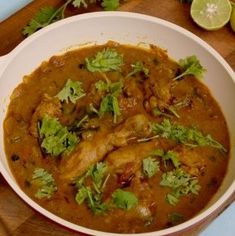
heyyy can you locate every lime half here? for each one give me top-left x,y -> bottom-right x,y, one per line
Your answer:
190,0 -> 232,30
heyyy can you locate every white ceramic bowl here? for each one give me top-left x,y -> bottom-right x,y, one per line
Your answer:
0,12 -> 234,236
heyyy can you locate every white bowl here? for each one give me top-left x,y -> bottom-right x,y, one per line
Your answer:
0,12 -> 234,236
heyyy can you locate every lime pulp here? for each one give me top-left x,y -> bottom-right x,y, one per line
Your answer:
190,0 -> 232,31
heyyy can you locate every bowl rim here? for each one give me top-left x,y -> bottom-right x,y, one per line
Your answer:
0,11 -> 234,236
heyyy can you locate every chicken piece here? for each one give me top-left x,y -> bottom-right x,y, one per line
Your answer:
106,142 -> 157,173
174,146 -> 206,176
60,114 -> 151,181
111,114 -> 151,146
29,94 -> 62,137
106,141 -> 158,187
60,128 -> 113,181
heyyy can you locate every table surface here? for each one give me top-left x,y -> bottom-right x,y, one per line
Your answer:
0,1 -> 234,235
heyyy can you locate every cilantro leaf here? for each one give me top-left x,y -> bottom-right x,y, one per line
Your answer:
95,80 -> 123,95
57,79 -> 85,104
85,48 -> 123,72
22,5 -> 67,37
95,80 -> 123,122
151,119 -> 226,152
75,185 -> 108,214
173,55 -> 206,81
99,94 -> 121,123
39,116 -> 78,156
75,162 -> 109,214
22,0 -> 121,37
142,157 -> 160,178
32,168 -> 57,199
95,80 -> 110,91
90,162 -> 108,191
75,185 -> 90,204
160,168 -> 201,205
164,151 -> 180,168
112,189 -> 138,210
150,149 -> 180,169
126,61 -> 149,78
101,0 -> 120,11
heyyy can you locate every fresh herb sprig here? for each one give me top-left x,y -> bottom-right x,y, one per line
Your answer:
32,168 -> 57,199
95,79 -> 123,123
57,79 -> 85,104
112,189 -> 138,210
173,55 -> 206,81
150,149 -> 180,169
142,157 -> 160,178
75,162 -> 109,214
23,1 -> 72,36
23,0 -> 121,37
39,115 -> 78,156
151,119 -> 226,152
126,61 -> 149,78
160,168 -> 201,205
75,162 -> 139,213
85,48 -> 124,73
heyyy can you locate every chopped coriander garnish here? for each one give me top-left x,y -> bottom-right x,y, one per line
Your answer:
126,61 -> 149,78
95,80 -> 110,91
75,185 -> 90,204
32,168 -> 57,199
151,119 -> 226,152
99,94 -> 121,123
112,189 -> 138,210
150,149 -> 180,168
75,162 -> 109,214
173,55 -> 206,81
95,80 -> 123,123
160,168 -> 201,205
90,162 -> 108,192
75,185 -> 109,214
57,79 -> 85,104
85,48 -> 123,73
142,157 -> 160,178
39,115 -> 78,156
95,80 -> 123,96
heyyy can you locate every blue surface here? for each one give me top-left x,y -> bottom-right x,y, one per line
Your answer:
0,1 -> 234,235
201,202 -> 235,236
0,0 -> 32,21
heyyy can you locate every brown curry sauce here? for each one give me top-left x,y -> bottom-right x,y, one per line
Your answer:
4,42 -> 230,233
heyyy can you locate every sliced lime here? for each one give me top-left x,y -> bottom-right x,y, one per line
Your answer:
190,0 -> 232,31
230,3 -> 235,32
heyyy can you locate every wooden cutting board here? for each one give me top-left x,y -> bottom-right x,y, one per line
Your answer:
0,1 -> 234,235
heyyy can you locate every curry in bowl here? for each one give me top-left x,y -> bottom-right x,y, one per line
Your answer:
4,42 -> 229,233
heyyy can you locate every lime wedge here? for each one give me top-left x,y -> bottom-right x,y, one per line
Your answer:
230,2 -> 235,32
190,0 -> 232,30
